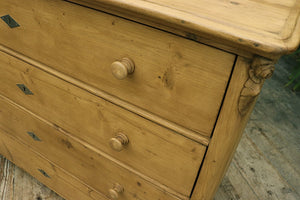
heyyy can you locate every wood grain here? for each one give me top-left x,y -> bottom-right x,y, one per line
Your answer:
0,156 -> 65,200
0,156 -> 15,200
247,125 -> 300,196
215,158 -> 259,200
0,50 -> 206,196
0,96 -> 185,200
0,44 -> 209,146
0,0 -> 298,199
238,56 -> 276,115
0,0 -> 235,137
216,132 -> 300,200
230,135 -> 299,200
191,56 -> 259,200
0,129 -> 114,200
67,0 -> 300,58
1,57 -> 300,200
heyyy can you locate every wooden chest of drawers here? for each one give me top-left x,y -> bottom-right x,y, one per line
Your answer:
0,0 -> 299,199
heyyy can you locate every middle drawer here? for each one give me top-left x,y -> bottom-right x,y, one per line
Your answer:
0,50 -> 206,196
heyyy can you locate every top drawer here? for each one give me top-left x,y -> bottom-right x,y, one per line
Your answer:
0,0 -> 235,136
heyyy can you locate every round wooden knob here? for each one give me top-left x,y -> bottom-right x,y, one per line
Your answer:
109,183 -> 124,200
111,58 -> 135,80
109,133 -> 129,151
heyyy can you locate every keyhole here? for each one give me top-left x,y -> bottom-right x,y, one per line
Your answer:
7,16 -> 11,25
1,15 -> 20,28
38,169 -> 50,178
16,84 -> 33,95
27,132 -> 41,141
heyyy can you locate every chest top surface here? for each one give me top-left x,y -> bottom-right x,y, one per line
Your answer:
70,0 -> 300,58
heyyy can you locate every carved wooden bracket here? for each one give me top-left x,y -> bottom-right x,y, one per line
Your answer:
238,56 -> 276,115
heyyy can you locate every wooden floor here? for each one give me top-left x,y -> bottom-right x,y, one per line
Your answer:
0,56 -> 299,200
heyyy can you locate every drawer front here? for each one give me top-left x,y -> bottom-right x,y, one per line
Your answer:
0,129 -> 109,200
0,50 -> 206,196
0,126 -> 180,200
0,97 -> 184,200
0,0 -> 235,136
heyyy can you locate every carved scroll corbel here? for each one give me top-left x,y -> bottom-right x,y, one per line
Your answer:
238,56 -> 276,115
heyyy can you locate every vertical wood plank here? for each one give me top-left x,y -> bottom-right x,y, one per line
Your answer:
191,56 -> 255,200
215,159 -> 259,200
245,122 -> 300,196
232,134 -> 299,200
0,156 -> 15,200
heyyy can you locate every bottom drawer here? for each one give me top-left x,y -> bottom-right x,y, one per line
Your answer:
0,128 -> 108,200
0,95 -> 184,200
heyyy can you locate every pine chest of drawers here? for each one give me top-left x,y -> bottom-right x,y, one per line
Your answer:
0,0 -> 299,200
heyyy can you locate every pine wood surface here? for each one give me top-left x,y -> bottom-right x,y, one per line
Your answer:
191,56 -> 254,200
0,94 -> 188,200
67,0 -> 300,58
0,50 -> 206,197
0,0 -> 235,137
0,44 -> 209,146
0,1 -> 299,199
1,56 -> 298,200
0,129 -> 110,200
215,57 -> 300,200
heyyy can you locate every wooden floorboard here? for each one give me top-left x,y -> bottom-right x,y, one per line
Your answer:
0,57 -> 299,200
